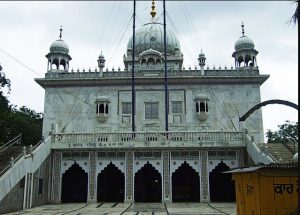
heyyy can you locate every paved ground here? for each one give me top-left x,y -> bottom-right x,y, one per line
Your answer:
3,203 -> 236,215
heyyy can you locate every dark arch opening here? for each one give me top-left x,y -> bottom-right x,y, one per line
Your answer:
245,55 -> 252,66
61,162 -> 88,203
172,162 -> 200,202
59,59 -> 66,70
200,102 -> 205,112
134,162 -> 162,202
99,104 -> 104,113
148,58 -> 155,66
52,58 -> 59,70
209,161 -> 235,202
97,163 -> 125,202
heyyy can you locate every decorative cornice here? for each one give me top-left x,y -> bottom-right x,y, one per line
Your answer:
35,74 -> 269,89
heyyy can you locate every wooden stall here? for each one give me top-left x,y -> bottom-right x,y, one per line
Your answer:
227,163 -> 298,215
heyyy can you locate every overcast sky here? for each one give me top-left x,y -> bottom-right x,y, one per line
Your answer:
0,1 -> 298,140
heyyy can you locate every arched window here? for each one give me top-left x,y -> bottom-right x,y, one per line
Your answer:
96,99 -> 110,122
194,95 -> 209,122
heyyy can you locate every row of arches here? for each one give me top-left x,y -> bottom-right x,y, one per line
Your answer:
61,161 -> 235,203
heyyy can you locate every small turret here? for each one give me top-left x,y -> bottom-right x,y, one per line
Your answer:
198,50 -> 206,75
97,52 -> 105,72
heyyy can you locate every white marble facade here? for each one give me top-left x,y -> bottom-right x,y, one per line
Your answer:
37,12 -> 268,203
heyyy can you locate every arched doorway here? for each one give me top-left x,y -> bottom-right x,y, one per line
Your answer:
61,162 -> 88,203
209,161 -> 235,202
97,163 -> 125,202
172,162 -> 200,202
134,162 -> 162,202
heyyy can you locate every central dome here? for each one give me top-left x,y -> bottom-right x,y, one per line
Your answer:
127,22 -> 181,56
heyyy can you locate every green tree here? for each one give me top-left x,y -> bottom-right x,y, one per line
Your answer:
0,64 -> 43,146
266,121 -> 298,144
0,64 -> 12,144
289,0 -> 298,25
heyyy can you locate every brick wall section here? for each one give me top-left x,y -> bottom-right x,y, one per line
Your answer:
31,155 -> 51,207
0,176 -> 25,214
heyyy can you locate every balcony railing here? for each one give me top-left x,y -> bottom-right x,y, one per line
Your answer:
51,131 -> 245,149
44,68 -> 259,80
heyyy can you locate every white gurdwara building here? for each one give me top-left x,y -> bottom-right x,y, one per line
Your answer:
34,9 -> 269,204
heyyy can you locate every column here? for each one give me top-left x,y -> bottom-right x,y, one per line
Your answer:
23,173 -> 33,209
125,151 -> 134,202
88,151 -> 97,202
200,150 -> 209,202
51,152 -> 62,203
162,151 -> 171,202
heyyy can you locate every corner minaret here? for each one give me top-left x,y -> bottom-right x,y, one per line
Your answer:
232,22 -> 258,68
46,26 -> 72,72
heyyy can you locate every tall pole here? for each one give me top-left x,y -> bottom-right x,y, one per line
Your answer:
163,0 -> 169,132
131,0 -> 136,132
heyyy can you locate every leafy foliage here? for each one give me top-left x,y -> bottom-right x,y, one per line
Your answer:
266,121 -> 298,144
289,0 -> 298,25
0,65 -> 43,146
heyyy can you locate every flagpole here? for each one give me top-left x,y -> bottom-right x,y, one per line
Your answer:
131,0 -> 136,132
163,0 -> 169,132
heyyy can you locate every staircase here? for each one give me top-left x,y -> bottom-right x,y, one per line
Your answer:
0,135 -> 51,204
256,142 -> 298,163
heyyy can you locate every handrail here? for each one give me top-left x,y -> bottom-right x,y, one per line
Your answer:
0,137 -> 46,177
51,131 -> 245,144
0,153 -> 24,177
0,134 -> 22,152
258,144 -> 279,163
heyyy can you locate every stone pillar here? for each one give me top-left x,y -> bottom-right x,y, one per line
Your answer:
51,152 -> 61,203
88,151 -> 97,202
200,150 -> 209,202
125,151 -> 134,202
23,173 -> 33,209
162,151 -> 171,202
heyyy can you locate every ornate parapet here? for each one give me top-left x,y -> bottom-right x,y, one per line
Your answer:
51,131 -> 245,149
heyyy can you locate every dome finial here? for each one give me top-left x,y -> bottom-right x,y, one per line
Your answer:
241,22 -> 245,36
150,0 -> 157,19
59,26 -> 63,39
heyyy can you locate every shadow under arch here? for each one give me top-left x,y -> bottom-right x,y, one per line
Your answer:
172,161 -> 200,202
134,162 -> 162,202
61,162 -> 88,203
97,162 -> 125,202
209,161 -> 235,202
